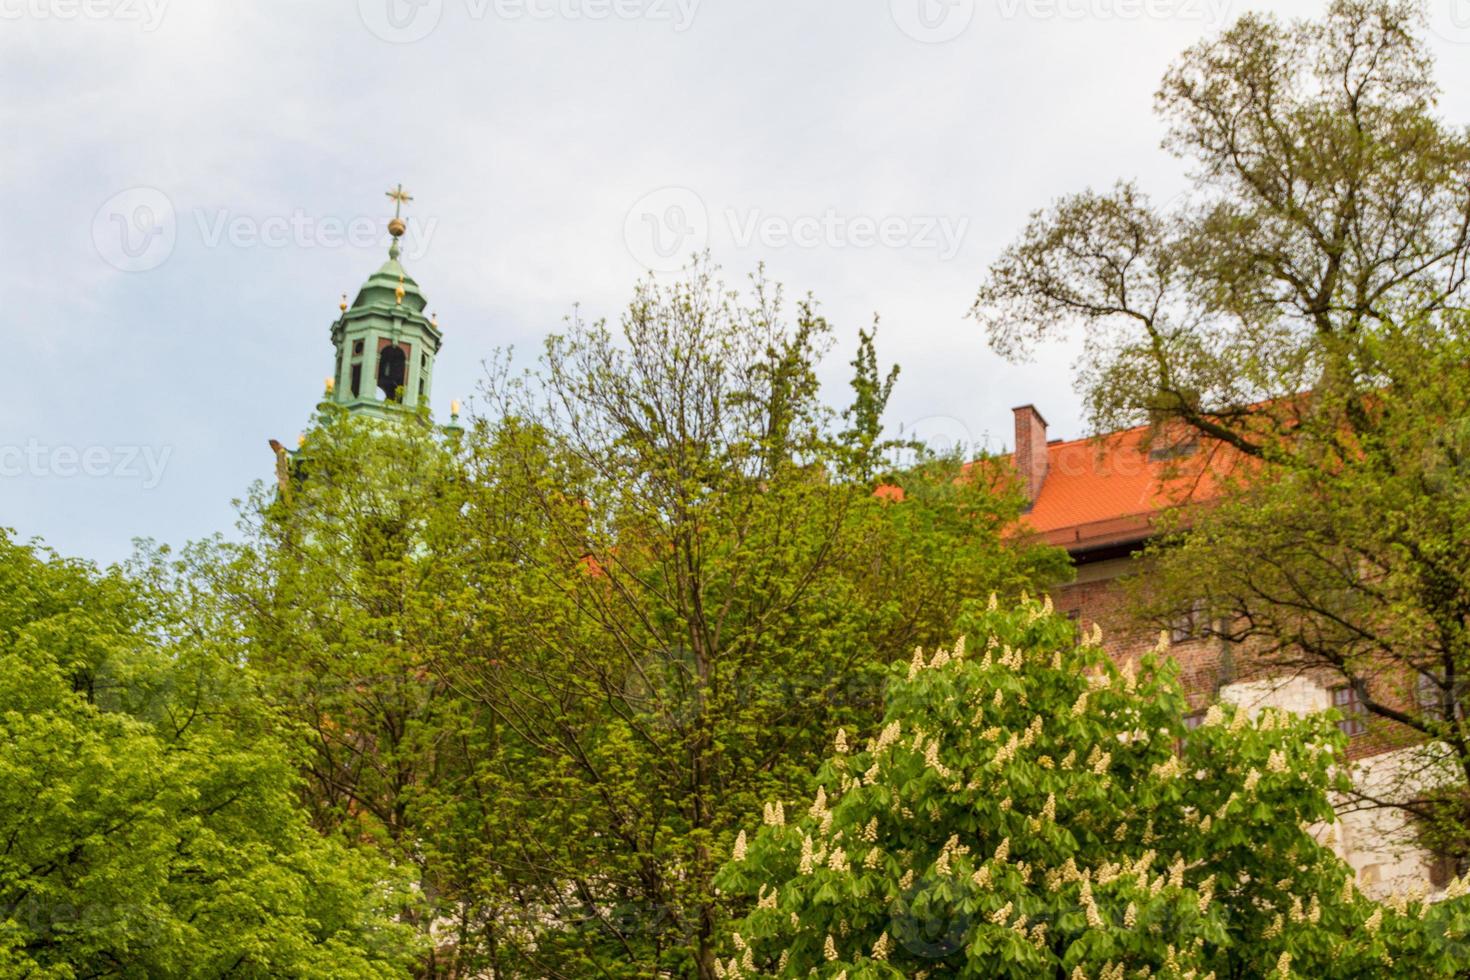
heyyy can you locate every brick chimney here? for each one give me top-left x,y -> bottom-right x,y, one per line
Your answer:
1012,404 -> 1049,504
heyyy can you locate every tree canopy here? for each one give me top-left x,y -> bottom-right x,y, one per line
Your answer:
972,0 -> 1470,868
0,531 -> 420,978
719,598 -> 1470,978
206,261 -> 1067,977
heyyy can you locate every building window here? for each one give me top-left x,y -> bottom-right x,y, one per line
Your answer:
1170,599 -> 1208,643
1333,685 -> 1367,736
1416,671 -> 1467,723
1428,851 -> 1463,890
1174,708 -> 1208,753
377,345 -> 408,402
353,339 -> 365,356
1064,608 -> 1081,640
1148,437 -> 1198,462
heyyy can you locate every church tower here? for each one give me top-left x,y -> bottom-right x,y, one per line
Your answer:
270,186 -> 460,492
324,185 -> 444,420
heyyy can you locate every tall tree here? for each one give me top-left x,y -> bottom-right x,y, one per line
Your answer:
443,260 -> 1067,977
972,0 -> 1470,865
205,407 -> 488,977
0,531 -> 419,978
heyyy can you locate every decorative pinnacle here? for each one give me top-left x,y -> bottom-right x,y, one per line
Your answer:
451,399 -> 462,417
339,292 -> 348,313
324,377 -> 335,394
395,274 -> 405,305
431,311 -> 439,328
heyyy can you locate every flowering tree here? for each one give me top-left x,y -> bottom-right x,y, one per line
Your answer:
716,598 -> 1470,978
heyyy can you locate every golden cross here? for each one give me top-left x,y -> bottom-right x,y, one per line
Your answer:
385,183 -> 414,219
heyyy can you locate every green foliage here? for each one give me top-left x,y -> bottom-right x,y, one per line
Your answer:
972,0 -> 1470,867
201,261 -> 1062,976
719,599 -> 1470,978
206,406 -> 489,976
0,531 -> 420,978
1136,323 -> 1470,858
975,0 -> 1470,442
420,261 -> 1063,975
839,323 -> 901,479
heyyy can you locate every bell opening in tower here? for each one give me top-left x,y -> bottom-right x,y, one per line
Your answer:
376,344 -> 408,402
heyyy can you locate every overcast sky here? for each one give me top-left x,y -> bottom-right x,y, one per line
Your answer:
5,0 -> 1470,564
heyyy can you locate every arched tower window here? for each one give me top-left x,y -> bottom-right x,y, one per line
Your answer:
376,344 -> 408,402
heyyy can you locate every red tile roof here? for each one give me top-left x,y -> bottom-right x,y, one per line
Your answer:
1019,424 -> 1246,555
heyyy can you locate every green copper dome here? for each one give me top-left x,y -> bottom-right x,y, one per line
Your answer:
349,256 -> 429,315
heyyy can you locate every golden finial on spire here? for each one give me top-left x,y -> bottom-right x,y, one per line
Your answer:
339,292 -> 348,313
450,398 -> 461,417
431,311 -> 439,329
395,274 -> 405,305
324,377 -> 335,394
386,183 -> 412,241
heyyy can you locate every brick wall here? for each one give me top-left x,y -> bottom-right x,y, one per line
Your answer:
1049,549 -> 1444,898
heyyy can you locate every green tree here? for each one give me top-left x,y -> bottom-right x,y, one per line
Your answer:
0,531 -> 419,978
1132,326 -> 1470,864
439,261 -> 1067,977
971,0 -> 1470,864
205,406 -> 490,977
718,598 -> 1470,978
